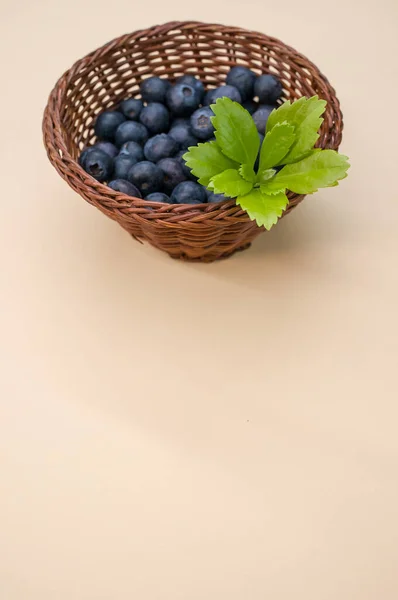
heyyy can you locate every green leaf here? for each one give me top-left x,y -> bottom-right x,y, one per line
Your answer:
266,96 -> 308,133
258,122 -> 296,171
239,163 -> 256,183
211,97 -> 260,167
281,96 -> 327,164
260,149 -> 350,195
258,169 -> 277,184
265,96 -> 327,164
237,190 -> 289,230
259,184 -> 285,195
211,169 -> 253,197
183,141 -> 239,186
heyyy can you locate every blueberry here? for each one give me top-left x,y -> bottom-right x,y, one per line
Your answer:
207,190 -> 230,203
170,181 -> 207,205
157,158 -> 186,194
108,179 -> 142,197
252,105 -> 275,135
79,142 -> 118,166
114,154 -> 139,179
190,106 -> 214,140
83,148 -> 113,182
203,89 -> 216,106
204,85 -> 242,105
145,192 -> 173,204
168,122 -> 197,150
140,76 -> 170,103
78,147 -> 89,168
254,75 -> 283,104
115,121 -> 149,147
242,99 -> 259,115
119,141 -> 144,162
226,66 -> 256,101
166,83 -> 201,116
144,134 -> 177,162
171,117 -> 190,128
175,150 -> 196,181
94,111 -> 125,141
175,75 -> 205,102
139,103 -> 170,135
119,98 -> 143,120
92,141 -> 119,158
127,161 -> 164,195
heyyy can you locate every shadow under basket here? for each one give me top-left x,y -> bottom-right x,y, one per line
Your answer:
43,21 -> 343,262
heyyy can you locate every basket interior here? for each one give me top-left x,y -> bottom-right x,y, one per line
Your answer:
60,23 -> 339,160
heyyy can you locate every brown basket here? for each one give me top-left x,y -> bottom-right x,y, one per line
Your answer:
43,21 -> 343,262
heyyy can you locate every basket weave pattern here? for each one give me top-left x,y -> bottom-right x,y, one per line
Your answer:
43,21 -> 343,262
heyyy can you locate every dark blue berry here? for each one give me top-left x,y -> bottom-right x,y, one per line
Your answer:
242,99 -> 259,115
175,150 -> 196,181
171,117 -> 190,128
144,134 -> 177,162
127,161 -> 164,196
203,89 -> 216,105
140,76 -> 170,103
190,106 -> 215,140
145,192 -> 173,204
139,103 -> 170,135
119,141 -> 144,162
252,105 -> 275,134
119,98 -> 143,120
83,148 -> 113,182
206,190 -> 230,203
115,121 -> 149,147
94,111 -> 125,141
78,147 -> 89,168
108,179 -> 142,197
157,158 -> 186,194
92,141 -> 118,158
254,75 -> 283,104
226,66 -> 256,101
114,154 -> 140,179
79,142 -> 117,168
166,83 -> 201,117
204,85 -> 242,105
170,181 -> 207,205
168,122 -> 197,150
175,75 -> 205,102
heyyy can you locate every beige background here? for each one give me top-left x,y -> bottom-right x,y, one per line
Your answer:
1,0 -> 398,598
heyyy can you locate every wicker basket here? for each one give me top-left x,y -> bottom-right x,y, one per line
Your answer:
43,21 -> 343,262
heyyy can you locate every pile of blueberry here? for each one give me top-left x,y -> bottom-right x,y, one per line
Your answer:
79,67 -> 283,205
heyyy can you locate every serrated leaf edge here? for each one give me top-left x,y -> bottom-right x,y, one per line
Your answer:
239,163 -> 256,183
236,190 -> 289,230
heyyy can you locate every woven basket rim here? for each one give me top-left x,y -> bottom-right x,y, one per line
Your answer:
42,20 -> 343,219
